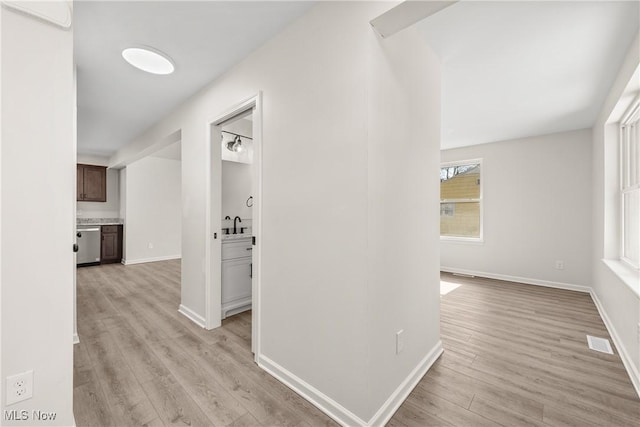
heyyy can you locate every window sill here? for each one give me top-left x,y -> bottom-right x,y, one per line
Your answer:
440,236 -> 484,245
602,259 -> 640,299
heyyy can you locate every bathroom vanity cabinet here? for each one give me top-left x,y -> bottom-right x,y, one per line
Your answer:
221,236 -> 252,318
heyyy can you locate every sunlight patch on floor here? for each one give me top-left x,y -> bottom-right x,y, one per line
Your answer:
440,280 -> 461,295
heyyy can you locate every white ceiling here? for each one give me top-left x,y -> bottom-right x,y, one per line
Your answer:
74,1 -> 313,156
416,1 -> 639,149
76,1 -> 639,156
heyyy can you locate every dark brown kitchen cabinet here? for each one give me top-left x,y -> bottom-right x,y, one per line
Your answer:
77,164 -> 106,202
101,225 -> 122,264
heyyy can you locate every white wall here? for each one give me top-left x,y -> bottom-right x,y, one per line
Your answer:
222,161 -> 252,222
119,168 -> 127,261
124,156 -> 181,264
119,168 -> 126,220
441,129 -> 593,289
365,20 -> 442,415
109,2 -> 441,423
591,32 -> 640,394
1,4 -> 75,426
76,153 -> 108,167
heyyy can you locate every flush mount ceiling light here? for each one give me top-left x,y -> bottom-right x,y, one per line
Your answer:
122,47 -> 175,75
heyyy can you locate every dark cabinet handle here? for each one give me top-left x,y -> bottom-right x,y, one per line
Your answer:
77,232 -> 82,238
250,263 -> 252,278
73,243 -> 78,253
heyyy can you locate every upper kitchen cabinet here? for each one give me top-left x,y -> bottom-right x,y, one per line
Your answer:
77,164 -> 107,202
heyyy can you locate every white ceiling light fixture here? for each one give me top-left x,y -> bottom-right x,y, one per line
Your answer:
122,47 -> 175,75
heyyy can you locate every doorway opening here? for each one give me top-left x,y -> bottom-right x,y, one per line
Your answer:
206,94 -> 262,359
220,113 -> 254,322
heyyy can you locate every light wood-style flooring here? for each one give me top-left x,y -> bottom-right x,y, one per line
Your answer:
74,261 -> 640,426
391,273 -> 640,427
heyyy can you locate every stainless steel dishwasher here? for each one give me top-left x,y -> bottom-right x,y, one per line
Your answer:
76,226 -> 101,266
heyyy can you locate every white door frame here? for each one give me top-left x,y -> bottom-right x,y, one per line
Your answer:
205,93 -> 262,360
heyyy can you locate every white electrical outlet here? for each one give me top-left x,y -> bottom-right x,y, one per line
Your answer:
147,243 -> 154,249
555,260 -> 564,270
6,370 -> 33,406
396,330 -> 404,355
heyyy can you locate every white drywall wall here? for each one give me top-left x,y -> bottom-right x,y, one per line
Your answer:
77,153 -> 109,167
119,168 -> 126,220
592,32 -> 640,393
125,156 -> 181,263
222,161 -> 252,221
119,168 -> 127,260
1,5 -> 75,425
365,20 -> 442,415
109,1 -> 441,423
441,129 -> 593,289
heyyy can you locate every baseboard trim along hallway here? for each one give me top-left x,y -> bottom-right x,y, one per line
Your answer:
440,266 -> 592,294
258,341 -> 444,427
590,290 -> 640,397
367,342 -> 444,426
123,255 -> 182,265
178,304 -> 206,328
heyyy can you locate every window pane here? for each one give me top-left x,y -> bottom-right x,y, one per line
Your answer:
440,163 -> 481,200
441,201 -> 480,238
622,126 -> 630,188
623,190 -> 639,266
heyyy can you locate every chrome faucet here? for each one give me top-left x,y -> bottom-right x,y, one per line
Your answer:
233,216 -> 242,234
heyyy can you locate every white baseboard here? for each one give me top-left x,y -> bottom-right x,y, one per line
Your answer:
258,355 -> 367,426
440,266 -> 591,293
368,341 -> 444,426
123,255 -> 181,265
258,341 -> 444,426
590,290 -> 640,398
73,333 -> 80,345
178,304 -> 206,328
222,297 -> 252,319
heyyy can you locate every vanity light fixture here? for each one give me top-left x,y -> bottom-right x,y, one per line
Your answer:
122,47 -> 175,75
226,135 -> 244,152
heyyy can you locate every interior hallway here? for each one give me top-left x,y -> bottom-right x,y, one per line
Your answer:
74,262 -> 640,426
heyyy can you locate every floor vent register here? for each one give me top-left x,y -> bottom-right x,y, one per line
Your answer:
586,335 -> 613,354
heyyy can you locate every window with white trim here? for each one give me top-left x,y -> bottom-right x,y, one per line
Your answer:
440,160 -> 482,240
621,101 -> 639,269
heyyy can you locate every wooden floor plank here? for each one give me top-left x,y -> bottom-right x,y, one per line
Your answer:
74,263 -> 640,427
226,412 -> 262,427
392,400 -> 454,427
82,331 -> 161,426
171,333 -> 304,426
469,395 -> 547,427
73,371 -> 117,427
147,338 -> 248,426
